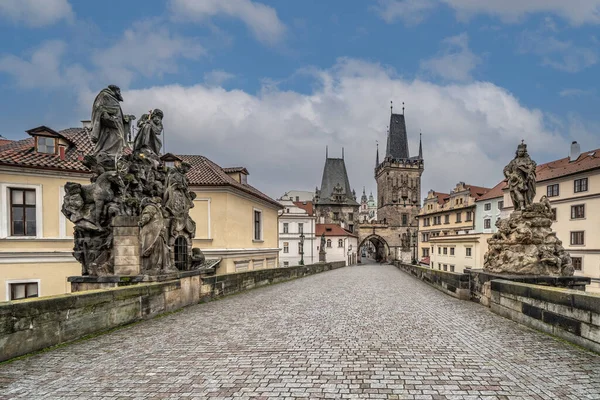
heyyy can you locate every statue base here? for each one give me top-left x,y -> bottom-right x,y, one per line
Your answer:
484,203 -> 574,276
319,250 -> 326,263
112,216 -> 141,276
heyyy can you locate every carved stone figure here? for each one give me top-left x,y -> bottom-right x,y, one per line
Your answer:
164,162 -> 196,242
139,197 -> 175,274
320,233 -> 326,250
190,247 -> 206,269
133,109 -> 163,156
90,85 -> 135,161
503,141 -> 536,211
484,143 -> 573,277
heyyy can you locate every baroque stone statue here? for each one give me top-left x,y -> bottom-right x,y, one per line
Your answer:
62,85 -> 199,276
483,142 -> 573,276
133,109 -> 163,156
90,85 -> 135,162
503,141 -> 536,211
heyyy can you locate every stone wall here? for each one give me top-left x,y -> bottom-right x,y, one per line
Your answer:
490,280 -> 600,353
393,262 -> 470,300
0,261 -> 345,362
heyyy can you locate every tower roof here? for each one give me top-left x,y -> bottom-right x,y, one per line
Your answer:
386,113 -> 409,160
316,157 -> 359,206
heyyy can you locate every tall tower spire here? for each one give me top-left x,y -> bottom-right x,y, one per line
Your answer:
375,141 -> 379,168
326,145 -> 328,159
386,103 -> 409,160
418,131 -> 423,159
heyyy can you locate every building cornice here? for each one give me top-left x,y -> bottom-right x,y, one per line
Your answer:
191,185 -> 281,211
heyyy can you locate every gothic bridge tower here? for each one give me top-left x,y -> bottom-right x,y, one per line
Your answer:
357,104 -> 424,263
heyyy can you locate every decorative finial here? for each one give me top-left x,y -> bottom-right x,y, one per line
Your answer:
390,100 -> 393,114
326,145 -> 328,158
521,139 -> 525,145
402,102 -> 405,115
342,147 -> 344,159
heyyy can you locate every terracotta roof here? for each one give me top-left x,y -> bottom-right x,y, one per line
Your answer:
315,223 -> 357,238
433,191 -> 450,205
223,167 -> 249,175
536,148 -> 600,181
464,184 -> 491,198
179,155 -> 281,208
0,127 -> 90,173
0,135 -> 12,147
419,256 -> 430,266
293,201 -> 314,215
476,180 -> 506,201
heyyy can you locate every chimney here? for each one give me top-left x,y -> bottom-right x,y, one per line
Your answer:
59,145 -> 66,160
570,141 -> 581,162
81,120 -> 92,129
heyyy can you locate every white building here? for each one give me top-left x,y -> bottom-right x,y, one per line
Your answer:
316,223 -> 358,265
278,190 -> 314,203
474,181 -> 506,234
278,200 -> 316,267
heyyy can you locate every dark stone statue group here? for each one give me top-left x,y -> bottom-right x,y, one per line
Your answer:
62,85 -> 204,276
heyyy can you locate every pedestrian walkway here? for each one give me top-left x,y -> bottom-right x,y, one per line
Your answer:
1,263 -> 599,399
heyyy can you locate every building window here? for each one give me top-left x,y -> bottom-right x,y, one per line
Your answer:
551,208 -> 557,221
283,223 -> 289,234
574,178 -> 588,193
484,203 -> 491,211
443,264 -> 448,271
571,204 -> 585,219
283,242 -> 289,253
484,218 -> 491,229
572,257 -> 582,271
455,212 -> 462,223
450,265 -> 455,272
465,211 -> 472,221
443,247 -> 448,255
36,136 -> 55,154
438,247 -> 441,254
547,184 -> 559,197
498,201 -> 504,210
402,214 -> 408,226
422,248 -> 429,257
254,210 -> 262,240
333,212 -> 339,220
10,188 -> 37,236
466,247 -> 472,257
326,239 -> 332,248
338,239 -> 343,247
348,224 -> 354,233
298,223 -> 303,234
450,247 -> 455,256
283,261 -> 289,267
570,231 -> 584,245
174,236 -> 188,270
444,215 -> 449,224
348,213 -> 354,221
9,282 -> 39,300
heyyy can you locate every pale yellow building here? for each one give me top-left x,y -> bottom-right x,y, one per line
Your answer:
500,143 -> 600,291
429,233 -> 491,273
0,125 -> 281,301
417,182 -> 490,265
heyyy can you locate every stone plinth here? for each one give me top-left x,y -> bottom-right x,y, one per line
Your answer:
112,216 -> 141,276
319,250 -> 326,262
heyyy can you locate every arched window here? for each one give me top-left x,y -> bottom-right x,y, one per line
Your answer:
338,239 -> 343,247
326,239 -> 332,248
174,236 -> 188,270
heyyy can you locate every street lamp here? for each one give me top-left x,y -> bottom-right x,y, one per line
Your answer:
411,230 -> 418,265
299,232 -> 305,265
348,244 -> 353,265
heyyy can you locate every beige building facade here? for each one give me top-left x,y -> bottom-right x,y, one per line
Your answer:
0,126 -> 281,301
429,233 -> 491,273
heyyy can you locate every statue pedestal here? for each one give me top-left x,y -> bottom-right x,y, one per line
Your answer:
319,250 -> 326,263
112,216 -> 141,276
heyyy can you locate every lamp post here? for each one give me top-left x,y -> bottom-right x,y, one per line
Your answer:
411,230 -> 418,265
299,232 -> 305,265
348,244 -> 353,265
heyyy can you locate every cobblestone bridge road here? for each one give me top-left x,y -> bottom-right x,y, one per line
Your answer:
2,263 -> 600,399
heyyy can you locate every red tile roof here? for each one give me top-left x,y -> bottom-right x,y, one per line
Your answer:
0,127 -> 280,208
178,155 -> 281,208
315,223 -> 357,237
223,167 -> 249,175
433,191 -> 450,205
0,136 -> 12,147
293,201 -> 314,215
537,148 -> 600,181
465,184 -> 491,198
476,180 -> 506,201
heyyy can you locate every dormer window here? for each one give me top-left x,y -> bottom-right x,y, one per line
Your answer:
36,136 -> 56,154
164,161 -> 175,168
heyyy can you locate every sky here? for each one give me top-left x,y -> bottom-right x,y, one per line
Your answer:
0,0 -> 599,200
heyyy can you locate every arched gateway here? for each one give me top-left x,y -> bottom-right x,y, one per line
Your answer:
358,234 -> 390,263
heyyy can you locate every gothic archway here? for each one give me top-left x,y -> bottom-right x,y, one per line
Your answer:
357,234 -> 390,263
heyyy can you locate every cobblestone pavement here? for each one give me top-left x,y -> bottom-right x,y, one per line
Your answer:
2,263 -> 600,400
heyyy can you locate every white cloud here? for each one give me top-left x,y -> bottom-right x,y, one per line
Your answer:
559,88 -> 595,97
114,58 -> 568,199
169,0 -> 286,45
420,33 -> 482,82
374,0 -> 438,25
0,40 -> 68,89
204,70 -> 236,87
91,20 -> 204,88
0,0 -> 73,27
377,0 -> 600,26
519,30 -> 598,72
